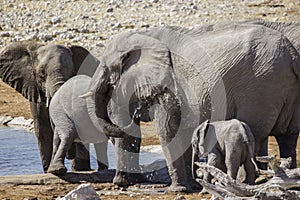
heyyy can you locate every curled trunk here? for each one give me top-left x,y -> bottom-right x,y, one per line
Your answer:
84,91 -> 125,138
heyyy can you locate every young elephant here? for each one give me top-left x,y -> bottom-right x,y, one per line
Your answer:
192,119 -> 258,185
47,75 -> 109,174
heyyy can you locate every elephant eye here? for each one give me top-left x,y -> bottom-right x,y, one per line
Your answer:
36,65 -> 47,80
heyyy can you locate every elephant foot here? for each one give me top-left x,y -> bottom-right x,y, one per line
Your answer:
113,173 -> 130,186
167,183 -> 192,193
113,172 -> 145,186
47,163 -> 67,175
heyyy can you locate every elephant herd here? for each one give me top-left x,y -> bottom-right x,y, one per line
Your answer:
0,20 -> 299,192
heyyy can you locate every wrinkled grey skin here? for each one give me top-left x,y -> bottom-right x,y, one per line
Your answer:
48,75 -> 109,174
241,20 -> 300,168
0,42 -> 100,172
191,119 -> 258,185
86,23 -> 300,192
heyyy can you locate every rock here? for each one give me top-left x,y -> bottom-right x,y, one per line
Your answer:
174,195 -> 186,200
106,7 -> 113,12
59,183 -> 100,200
1,32 -> 11,37
0,116 -> 13,125
23,197 -> 37,200
6,116 -> 34,132
67,33 -> 75,39
39,34 -> 53,42
50,17 -> 61,24
96,43 -> 105,47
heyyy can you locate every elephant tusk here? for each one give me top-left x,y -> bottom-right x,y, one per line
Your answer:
46,97 -> 50,108
79,91 -> 93,99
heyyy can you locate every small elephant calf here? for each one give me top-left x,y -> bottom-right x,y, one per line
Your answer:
192,119 -> 258,185
47,75 -> 109,174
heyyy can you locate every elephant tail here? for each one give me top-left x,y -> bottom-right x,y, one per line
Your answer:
241,122 -> 259,175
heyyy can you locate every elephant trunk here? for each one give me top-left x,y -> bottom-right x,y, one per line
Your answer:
84,90 -> 125,138
45,77 -> 65,107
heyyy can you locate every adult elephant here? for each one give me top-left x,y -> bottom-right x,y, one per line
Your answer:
0,41 -> 100,172
84,23 -> 300,191
238,20 -> 300,167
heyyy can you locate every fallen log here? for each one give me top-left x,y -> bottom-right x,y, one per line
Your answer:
195,155 -> 300,199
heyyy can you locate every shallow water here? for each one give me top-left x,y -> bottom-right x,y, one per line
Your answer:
0,128 -> 164,176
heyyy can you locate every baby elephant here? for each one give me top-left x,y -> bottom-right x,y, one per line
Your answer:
47,75 -> 109,174
192,119 -> 258,185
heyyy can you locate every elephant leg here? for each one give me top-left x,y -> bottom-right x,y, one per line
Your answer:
154,92 -> 190,192
30,102 -> 53,173
51,128 -> 60,160
94,142 -> 108,171
225,146 -> 241,180
255,138 -> 268,169
66,142 -> 76,159
244,157 -> 256,185
275,132 -> 299,168
47,128 -> 75,174
72,143 -> 91,171
113,132 -> 143,186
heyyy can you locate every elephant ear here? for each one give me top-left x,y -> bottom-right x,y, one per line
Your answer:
69,45 -> 100,77
0,41 -> 44,102
107,32 -> 174,101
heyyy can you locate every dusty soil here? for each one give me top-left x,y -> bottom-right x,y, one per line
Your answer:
0,0 -> 299,199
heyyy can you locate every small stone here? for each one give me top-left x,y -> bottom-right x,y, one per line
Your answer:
81,15 -> 89,19
96,43 -> 105,47
50,16 -> 61,24
40,34 -> 52,42
174,195 -> 186,200
60,184 -> 100,200
114,22 -> 122,28
1,32 -> 10,37
106,7 -> 114,12
141,23 -> 150,28
204,11 -> 209,16
33,21 -> 40,27
23,197 -> 37,200
80,28 -> 89,33
67,33 -> 75,39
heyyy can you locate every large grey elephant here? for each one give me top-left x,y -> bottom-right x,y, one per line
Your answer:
0,42 -> 100,172
82,22 -> 300,192
241,20 -> 300,167
191,119 -> 258,185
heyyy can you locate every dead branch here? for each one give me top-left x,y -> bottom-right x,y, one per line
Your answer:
195,155 -> 300,199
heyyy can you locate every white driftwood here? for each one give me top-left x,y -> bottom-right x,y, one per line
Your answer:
0,115 -> 35,133
195,156 -> 300,199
